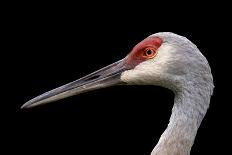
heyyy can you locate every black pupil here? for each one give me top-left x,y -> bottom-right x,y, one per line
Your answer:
146,50 -> 152,55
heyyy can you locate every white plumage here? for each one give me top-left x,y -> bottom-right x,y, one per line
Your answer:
22,32 -> 214,155
122,32 -> 214,154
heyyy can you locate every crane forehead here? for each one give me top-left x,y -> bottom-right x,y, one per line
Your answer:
125,37 -> 163,69
133,36 -> 163,50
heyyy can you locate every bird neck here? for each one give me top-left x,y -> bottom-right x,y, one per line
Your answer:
151,82 -> 213,155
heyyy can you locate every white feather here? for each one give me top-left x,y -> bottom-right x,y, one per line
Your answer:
121,32 -> 214,155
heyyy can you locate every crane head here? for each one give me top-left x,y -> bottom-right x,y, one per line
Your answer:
21,32 -> 212,109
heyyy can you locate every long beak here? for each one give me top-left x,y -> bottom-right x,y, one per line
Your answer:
21,58 -> 128,109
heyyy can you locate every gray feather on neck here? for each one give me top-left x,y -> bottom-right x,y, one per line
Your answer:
150,32 -> 214,155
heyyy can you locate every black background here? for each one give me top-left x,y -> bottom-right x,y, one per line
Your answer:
2,2 -> 230,155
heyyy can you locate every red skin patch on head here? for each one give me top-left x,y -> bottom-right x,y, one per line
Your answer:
125,37 -> 163,69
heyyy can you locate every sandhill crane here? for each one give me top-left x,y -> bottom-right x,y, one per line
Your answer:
21,32 -> 214,155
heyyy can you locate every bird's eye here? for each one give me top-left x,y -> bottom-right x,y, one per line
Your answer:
144,49 -> 156,58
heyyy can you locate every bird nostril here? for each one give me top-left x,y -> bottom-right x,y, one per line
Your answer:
85,75 -> 100,81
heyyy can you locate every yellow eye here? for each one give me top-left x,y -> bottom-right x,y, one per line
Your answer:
144,49 -> 156,58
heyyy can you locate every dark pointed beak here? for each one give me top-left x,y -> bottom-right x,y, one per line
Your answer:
21,58 -> 128,109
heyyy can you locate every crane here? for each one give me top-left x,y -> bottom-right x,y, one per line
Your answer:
21,32 -> 214,155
